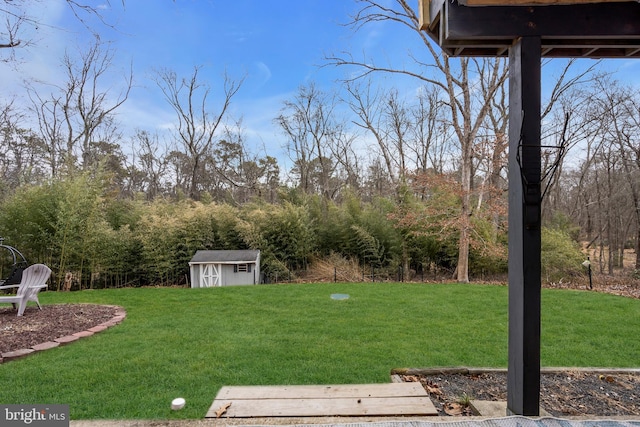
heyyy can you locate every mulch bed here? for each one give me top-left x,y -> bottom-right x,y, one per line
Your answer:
402,371 -> 640,417
0,304 -> 119,354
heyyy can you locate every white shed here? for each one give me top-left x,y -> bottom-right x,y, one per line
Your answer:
189,250 -> 260,288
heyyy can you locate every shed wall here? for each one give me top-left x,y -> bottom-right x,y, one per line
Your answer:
189,258 -> 260,287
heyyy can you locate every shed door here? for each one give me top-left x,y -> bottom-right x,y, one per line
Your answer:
200,263 -> 220,287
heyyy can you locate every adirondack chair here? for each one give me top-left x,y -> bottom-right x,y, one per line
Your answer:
0,264 -> 51,316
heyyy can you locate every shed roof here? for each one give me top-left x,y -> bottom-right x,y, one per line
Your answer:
189,250 -> 260,264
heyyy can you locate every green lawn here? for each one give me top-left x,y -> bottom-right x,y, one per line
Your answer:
0,283 -> 638,420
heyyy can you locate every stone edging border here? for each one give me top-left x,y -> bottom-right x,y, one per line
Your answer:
0,305 -> 126,364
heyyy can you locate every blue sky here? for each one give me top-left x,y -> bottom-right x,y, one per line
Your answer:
2,0 -> 406,162
2,0 -> 639,166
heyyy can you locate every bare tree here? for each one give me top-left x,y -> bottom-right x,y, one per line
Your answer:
363,159 -> 396,199
65,40 -> 131,171
155,66 -> 243,200
0,99 -> 47,191
619,90 -> 640,270
1,1 -> 124,61
345,80 -> 450,195
26,38 -> 131,176
28,92 -> 70,177
331,0 -> 601,282
556,75 -> 640,273
344,80 -> 400,191
204,120 -> 282,204
591,77 -> 640,270
329,0 -> 508,282
558,94 -> 610,247
208,123 -> 246,200
327,124 -> 361,193
127,129 -> 169,199
409,86 -> 450,176
277,82 -> 347,200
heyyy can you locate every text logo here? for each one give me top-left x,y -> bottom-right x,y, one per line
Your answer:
1,405 -> 69,427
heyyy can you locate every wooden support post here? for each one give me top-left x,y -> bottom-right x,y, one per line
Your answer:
507,36 -> 542,416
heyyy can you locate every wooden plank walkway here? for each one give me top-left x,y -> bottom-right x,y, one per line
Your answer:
206,383 -> 438,418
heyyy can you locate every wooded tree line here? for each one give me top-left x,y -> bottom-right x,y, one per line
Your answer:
1,0 -> 637,288
0,173 -> 586,289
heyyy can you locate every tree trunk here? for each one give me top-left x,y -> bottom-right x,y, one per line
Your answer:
636,225 -> 640,270
457,146 -> 472,283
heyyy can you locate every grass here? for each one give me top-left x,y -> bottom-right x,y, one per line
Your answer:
0,282 -> 638,420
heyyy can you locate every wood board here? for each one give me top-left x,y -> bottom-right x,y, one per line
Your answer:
206,383 -> 438,418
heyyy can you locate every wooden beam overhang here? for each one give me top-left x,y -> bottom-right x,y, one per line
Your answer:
421,0 -> 640,57
459,0 -> 632,5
